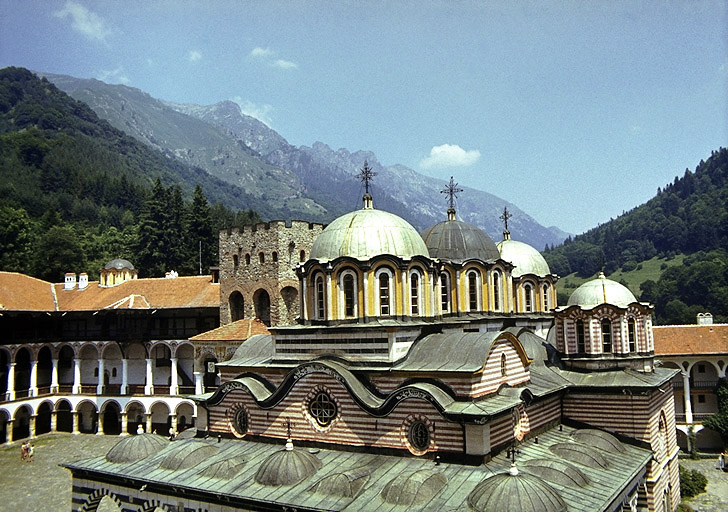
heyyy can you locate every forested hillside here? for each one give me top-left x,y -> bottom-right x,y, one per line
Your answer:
544,148 -> 728,324
0,67 -> 260,280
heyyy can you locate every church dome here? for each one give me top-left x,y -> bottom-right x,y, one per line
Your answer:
309,202 -> 428,262
421,219 -> 500,263
567,272 -> 637,309
105,433 -> 169,463
496,237 -> 551,277
104,258 -> 135,271
254,441 -> 321,486
467,466 -> 567,512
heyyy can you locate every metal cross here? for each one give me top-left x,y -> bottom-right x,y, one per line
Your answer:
440,176 -> 463,210
357,160 -> 377,194
500,206 -> 512,232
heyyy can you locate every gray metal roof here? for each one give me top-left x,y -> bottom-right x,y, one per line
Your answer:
393,331 -> 503,373
65,424 -> 651,512
421,219 -> 500,263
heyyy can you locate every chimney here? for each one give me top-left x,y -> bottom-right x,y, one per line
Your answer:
697,313 -> 713,325
64,273 -> 77,290
78,273 -> 89,290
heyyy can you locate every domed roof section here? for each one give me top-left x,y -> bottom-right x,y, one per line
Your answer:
567,272 -> 638,309
158,440 -> 218,470
309,201 -> 428,262
380,469 -> 447,506
496,236 -> 551,277
254,442 -> 321,486
421,218 -> 500,263
105,433 -> 169,463
467,467 -> 567,512
104,258 -> 135,270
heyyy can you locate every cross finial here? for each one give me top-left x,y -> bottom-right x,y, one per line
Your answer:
357,160 -> 377,195
500,206 -> 512,240
441,176 -> 463,220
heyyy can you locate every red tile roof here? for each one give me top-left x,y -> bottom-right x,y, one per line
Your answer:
190,318 -> 270,342
0,272 -> 57,311
653,324 -> 728,356
0,272 -> 219,312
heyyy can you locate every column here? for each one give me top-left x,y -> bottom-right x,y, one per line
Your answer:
29,359 -> 38,397
96,359 -> 105,395
6,363 -> 15,401
29,414 -> 37,438
325,272 -> 333,319
683,371 -> 693,424
120,412 -> 129,436
96,411 -> 104,435
145,413 -> 153,434
50,358 -> 59,393
50,410 -> 58,432
72,358 -> 81,394
170,358 -> 179,395
144,358 -> 154,395
6,419 -> 14,441
120,359 -> 128,395
194,371 -> 204,395
300,278 -> 308,321
72,411 -> 80,434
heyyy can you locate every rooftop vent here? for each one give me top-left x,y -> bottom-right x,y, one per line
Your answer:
697,313 -> 713,325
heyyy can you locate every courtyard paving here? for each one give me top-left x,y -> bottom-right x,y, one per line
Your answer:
0,433 -> 727,511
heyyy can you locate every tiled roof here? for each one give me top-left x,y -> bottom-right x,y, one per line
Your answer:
190,319 -> 270,342
0,272 -> 57,311
0,272 -> 219,312
653,324 -> 728,356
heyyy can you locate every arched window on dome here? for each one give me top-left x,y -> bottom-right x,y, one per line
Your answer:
410,270 -> 422,316
628,318 -> 636,352
492,270 -> 501,311
314,274 -> 326,320
601,318 -> 613,353
523,283 -> 533,313
440,272 -> 451,314
376,267 -> 394,316
542,284 -> 549,311
339,270 -> 358,318
576,320 -> 586,353
467,270 -> 480,311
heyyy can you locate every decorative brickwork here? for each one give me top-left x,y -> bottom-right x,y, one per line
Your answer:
219,220 -> 324,327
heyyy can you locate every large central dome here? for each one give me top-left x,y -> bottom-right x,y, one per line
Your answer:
309,203 -> 429,262
421,218 -> 500,263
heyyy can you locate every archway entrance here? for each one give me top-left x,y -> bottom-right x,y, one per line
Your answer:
229,291 -> 245,321
56,400 -> 73,432
254,288 -> 271,326
36,402 -> 53,435
102,402 -> 122,435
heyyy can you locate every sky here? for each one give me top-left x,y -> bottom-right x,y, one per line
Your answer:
1,1 -> 726,234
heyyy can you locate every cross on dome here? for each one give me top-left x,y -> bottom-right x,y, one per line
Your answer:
357,160 -> 377,195
500,206 -> 513,240
441,176 -> 463,220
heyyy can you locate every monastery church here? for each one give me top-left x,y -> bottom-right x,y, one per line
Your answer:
62,173 -> 681,512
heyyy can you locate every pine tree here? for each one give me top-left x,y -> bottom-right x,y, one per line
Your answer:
188,185 -> 215,273
136,178 -> 170,277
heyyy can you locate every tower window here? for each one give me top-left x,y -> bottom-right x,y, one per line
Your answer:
468,271 -> 479,311
259,252 -> 265,264
542,284 -> 549,311
601,319 -> 613,353
233,254 -> 239,271
440,273 -> 450,313
300,250 -> 306,262
628,319 -> 636,352
576,320 -> 586,353
315,276 -> 325,319
501,353 -> 507,377
272,251 -> 278,262
245,253 -> 251,265
410,272 -> 420,316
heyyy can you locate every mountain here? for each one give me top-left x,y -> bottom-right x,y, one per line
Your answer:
43,73 -> 567,249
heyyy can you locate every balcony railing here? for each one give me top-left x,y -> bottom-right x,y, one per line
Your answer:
675,413 -> 716,423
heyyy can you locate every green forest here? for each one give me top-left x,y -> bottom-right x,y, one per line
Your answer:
544,147 -> 728,324
0,67 -> 261,280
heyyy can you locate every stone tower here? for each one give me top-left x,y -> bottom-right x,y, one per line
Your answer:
218,220 -> 324,327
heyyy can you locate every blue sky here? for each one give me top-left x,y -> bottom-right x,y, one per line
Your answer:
1,1 -> 726,234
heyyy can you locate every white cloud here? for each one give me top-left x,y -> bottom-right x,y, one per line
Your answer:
96,67 -> 129,85
54,1 -> 111,42
250,47 -> 297,70
419,144 -> 481,170
232,97 -> 274,127
188,50 -> 202,62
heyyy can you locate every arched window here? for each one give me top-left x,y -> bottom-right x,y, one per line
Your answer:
410,271 -> 420,316
272,251 -> 278,262
501,353 -> 507,377
245,253 -> 251,265
601,318 -> 613,353
493,271 -> 501,311
628,319 -> 636,352
341,271 -> 357,318
576,320 -> 586,353
440,272 -> 451,314
259,252 -> 265,264
377,269 -> 393,316
468,270 -> 480,311
315,275 -> 325,320
524,283 -> 533,312
233,254 -> 239,271
542,284 -> 549,311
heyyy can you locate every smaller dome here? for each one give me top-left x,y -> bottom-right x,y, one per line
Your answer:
421,219 -> 500,263
255,443 -> 321,486
380,470 -> 447,506
467,467 -> 567,512
567,272 -> 637,309
159,440 -> 218,470
200,458 -> 246,479
105,433 -> 169,463
496,238 -> 551,277
104,258 -> 135,271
